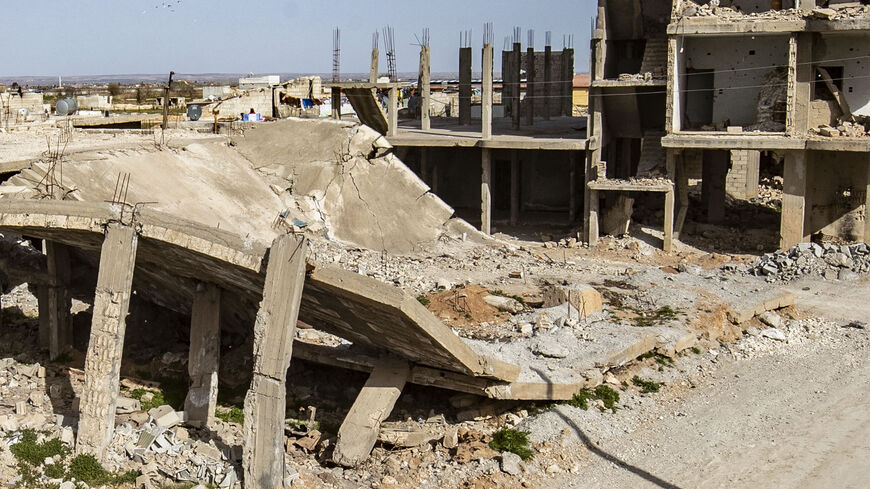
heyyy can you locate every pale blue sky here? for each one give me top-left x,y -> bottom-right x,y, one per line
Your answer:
0,0 -> 595,77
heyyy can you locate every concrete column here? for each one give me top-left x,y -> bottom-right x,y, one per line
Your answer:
562,48 -> 574,117
481,44 -> 493,140
502,49 -> 513,120
675,152 -> 690,238
780,152 -> 809,248
702,150 -> 728,224
459,47 -> 472,125
544,45 -> 552,121
333,358 -> 409,467
184,283 -> 221,428
481,148 -> 492,235
526,47 -> 535,126
568,151 -> 577,223
419,46 -> 431,131
39,242 -> 72,355
370,48 -> 379,84
387,87 -> 398,137
331,87 -> 341,120
510,150 -> 520,226
419,148 -> 429,186
431,161 -> 439,195
512,42 -> 521,130
865,156 -> 870,245
588,189 -> 600,246
76,224 -> 138,461
664,189 -> 675,253
789,33 -> 813,136
243,234 -> 307,489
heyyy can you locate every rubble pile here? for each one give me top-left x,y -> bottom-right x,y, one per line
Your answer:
812,120 -> 870,138
678,0 -> 870,20
751,242 -> 870,281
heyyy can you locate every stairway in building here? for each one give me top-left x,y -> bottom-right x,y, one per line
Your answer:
639,38 -> 668,78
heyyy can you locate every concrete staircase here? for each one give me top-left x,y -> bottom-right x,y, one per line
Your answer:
640,38 -> 668,78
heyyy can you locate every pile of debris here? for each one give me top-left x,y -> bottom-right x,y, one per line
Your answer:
678,0 -> 804,20
806,4 -> 870,20
750,242 -> 870,281
812,120 -> 869,138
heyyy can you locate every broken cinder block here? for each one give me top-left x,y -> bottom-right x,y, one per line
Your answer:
541,284 -> 604,316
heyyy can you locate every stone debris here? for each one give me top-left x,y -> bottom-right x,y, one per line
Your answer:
812,120 -> 869,138
677,0 -> 870,21
750,242 -> 870,282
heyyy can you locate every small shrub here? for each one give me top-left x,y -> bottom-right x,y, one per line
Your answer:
565,389 -> 592,410
490,290 -> 526,305
43,462 -> 66,478
489,428 -> 534,461
632,376 -> 661,394
691,346 -> 701,355
416,295 -> 430,306
68,454 -> 110,485
216,406 -> 244,424
594,385 -> 620,412
10,430 -> 70,466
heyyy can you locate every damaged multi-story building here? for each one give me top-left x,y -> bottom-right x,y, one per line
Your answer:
586,0 -> 870,249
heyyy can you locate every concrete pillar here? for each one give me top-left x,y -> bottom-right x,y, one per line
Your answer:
184,283 -> 221,428
243,234 -> 307,489
568,151 -> 577,223
481,148 -> 492,235
562,48 -> 574,117
664,188 -> 675,253
526,47 -> 535,126
481,44 -> 493,140
419,46 -> 431,131
512,42 -> 522,130
419,148 -> 429,187
502,49 -> 513,120
431,160 -> 439,195
76,224 -> 138,461
727,150 -> 761,199
331,87 -> 341,120
510,150 -> 520,226
333,358 -> 409,467
387,87 -> 398,137
370,48 -> 379,84
544,45 -> 552,121
789,33 -> 813,136
459,47 -> 472,125
675,152 -> 690,238
39,241 -> 72,354
702,150 -> 728,224
865,156 -> 870,245
781,151 -> 809,249
588,189 -> 600,246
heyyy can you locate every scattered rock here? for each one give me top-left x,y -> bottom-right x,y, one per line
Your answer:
500,452 -> 523,476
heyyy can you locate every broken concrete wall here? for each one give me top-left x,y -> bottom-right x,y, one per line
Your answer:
805,150 -> 868,240
693,0 -> 796,13
814,34 -> 870,116
683,35 -> 790,127
212,89 -> 273,119
231,118 -> 458,252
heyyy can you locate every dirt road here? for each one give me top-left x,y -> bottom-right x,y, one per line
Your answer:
550,278 -> 870,489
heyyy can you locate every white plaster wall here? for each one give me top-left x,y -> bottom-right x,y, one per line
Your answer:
685,35 -> 789,126
815,34 -> 870,116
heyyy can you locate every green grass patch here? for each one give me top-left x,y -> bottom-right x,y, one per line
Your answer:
564,384 -> 621,413
691,346 -> 701,355
128,388 -> 167,412
10,430 -> 70,466
632,376 -> 661,394
631,306 -> 679,327
67,454 -> 139,487
215,406 -> 244,425
639,351 -> 674,370
488,428 -> 534,461
416,295 -> 430,306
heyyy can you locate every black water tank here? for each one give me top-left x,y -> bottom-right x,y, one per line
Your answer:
187,104 -> 202,121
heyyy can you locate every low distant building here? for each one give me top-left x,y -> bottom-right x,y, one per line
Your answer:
76,95 -> 112,110
572,74 -> 590,110
203,86 -> 232,100
239,75 -> 280,91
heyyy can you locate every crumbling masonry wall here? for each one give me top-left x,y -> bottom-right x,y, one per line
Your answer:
806,150 -> 868,240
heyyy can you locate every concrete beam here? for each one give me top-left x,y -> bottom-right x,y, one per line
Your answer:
481,148 -> 492,235
76,224 -> 138,461
459,47 -> 472,126
333,358 -> 410,467
243,234 -> 307,489
781,151 -> 809,249
184,283 -> 221,428
419,46 -> 431,131
481,44 -> 493,140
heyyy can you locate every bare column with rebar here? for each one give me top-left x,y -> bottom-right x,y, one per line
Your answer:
459,30 -> 472,126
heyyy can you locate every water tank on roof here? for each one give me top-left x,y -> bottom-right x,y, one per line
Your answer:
55,98 -> 77,116
187,104 -> 202,121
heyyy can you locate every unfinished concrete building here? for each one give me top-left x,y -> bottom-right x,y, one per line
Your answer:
586,0 -> 870,249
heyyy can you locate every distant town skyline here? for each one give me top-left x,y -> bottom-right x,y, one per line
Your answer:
0,0 -> 594,79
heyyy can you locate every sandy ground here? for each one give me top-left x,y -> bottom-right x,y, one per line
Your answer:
547,278 -> 870,489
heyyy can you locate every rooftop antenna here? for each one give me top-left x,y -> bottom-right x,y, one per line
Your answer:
382,25 -> 397,82
332,27 -> 341,82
